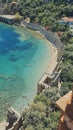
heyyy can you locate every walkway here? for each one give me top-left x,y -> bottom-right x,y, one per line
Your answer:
0,120 -> 6,130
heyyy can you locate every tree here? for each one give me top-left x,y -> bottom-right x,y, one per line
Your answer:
60,65 -> 73,82
14,12 -> 23,23
60,31 -> 72,44
60,5 -> 73,17
60,82 -> 73,96
21,88 -> 61,130
24,125 -> 34,130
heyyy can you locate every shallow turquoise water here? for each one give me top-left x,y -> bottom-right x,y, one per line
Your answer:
0,23 -> 51,120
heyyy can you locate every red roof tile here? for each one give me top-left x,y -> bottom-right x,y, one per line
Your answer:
62,17 -> 73,22
55,91 -> 72,112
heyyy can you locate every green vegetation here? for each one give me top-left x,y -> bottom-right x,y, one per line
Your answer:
60,31 -> 73,95
18,0 -> 73,32
21,88 -> 61,130
14,12 -> 23,23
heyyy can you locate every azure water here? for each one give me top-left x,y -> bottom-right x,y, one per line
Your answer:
0,23 -> 51,121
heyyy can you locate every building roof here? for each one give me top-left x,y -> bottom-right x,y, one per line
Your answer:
62,17 -> 73,22
55,91 -> 72,112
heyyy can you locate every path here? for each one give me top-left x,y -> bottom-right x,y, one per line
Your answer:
0,120 -> 6,130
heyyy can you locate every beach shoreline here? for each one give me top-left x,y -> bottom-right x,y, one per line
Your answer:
46,42 -> 58,75
31,30 -> 58,75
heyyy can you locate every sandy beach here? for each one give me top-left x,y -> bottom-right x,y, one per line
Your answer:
32,30 -> 58,75
0,120 -> 6,130
46,43 -> 58,74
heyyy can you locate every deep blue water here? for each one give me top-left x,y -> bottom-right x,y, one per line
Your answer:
0,23 -> 51,121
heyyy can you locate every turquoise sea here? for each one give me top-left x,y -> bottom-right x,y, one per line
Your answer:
0,23 -> 51,121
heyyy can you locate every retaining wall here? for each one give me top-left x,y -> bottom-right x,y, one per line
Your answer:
22,21 -> 62,47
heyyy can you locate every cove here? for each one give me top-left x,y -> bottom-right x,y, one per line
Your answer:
0,23 -> 51,121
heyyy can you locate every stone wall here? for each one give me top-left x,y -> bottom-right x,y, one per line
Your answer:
6,107 -> 22,130
0,16 -> 14,24
22,21 -> 63,50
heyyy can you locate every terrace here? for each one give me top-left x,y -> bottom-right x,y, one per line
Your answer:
37,70 -> 61,94
0,107 -> 22,130
0,15 -> 15,24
